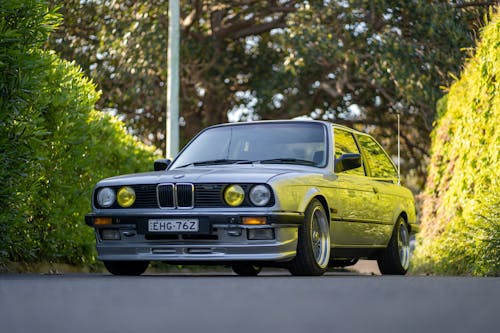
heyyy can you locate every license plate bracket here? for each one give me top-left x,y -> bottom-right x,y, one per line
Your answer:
148,219 -> 199,233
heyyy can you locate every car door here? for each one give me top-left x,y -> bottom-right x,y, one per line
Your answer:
355,134 -> 400,243
330,128 -> 382,246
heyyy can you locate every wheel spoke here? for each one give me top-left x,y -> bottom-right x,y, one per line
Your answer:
309,206 -> 330,268
397,222 -> 410,270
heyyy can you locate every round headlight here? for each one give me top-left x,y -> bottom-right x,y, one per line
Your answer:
117,186 -> 136,208
249,185 -> 271,206
224,185 -> 245,207
97,187 -> 115,208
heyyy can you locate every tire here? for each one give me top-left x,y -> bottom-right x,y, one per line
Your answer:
232,264 -> 262,276
329,259 -> 358,268
288,199 -> 331,276
377,217 -> 410,275
103,260 -> 150,276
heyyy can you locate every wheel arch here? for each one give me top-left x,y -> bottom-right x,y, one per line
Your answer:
383,211 -> 410,247
312,195 -> 330,225
398,211 -> 410,232
298,188 -> 330,221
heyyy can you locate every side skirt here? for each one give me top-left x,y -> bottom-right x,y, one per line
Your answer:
330,246 -> 385,260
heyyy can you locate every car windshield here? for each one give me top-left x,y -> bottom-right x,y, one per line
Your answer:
170,122 -> 328,169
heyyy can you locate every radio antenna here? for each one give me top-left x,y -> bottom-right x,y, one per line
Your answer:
397,113 -> 401,185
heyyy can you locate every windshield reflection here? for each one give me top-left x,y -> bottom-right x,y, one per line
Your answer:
170,122 -> 328,169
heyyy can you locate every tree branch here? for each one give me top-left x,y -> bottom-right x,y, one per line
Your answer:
230,17 -> 288,39
181,9 -> 197,29
210,3 -> 296,40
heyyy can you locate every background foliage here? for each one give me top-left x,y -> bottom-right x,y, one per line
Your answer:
0,0 -> 157,267
412,10 -> 499,276
47,0 -> 491,190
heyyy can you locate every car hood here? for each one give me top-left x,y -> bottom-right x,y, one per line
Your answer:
96,165 -> 303,186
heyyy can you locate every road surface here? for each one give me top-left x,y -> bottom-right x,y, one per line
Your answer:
0,270 -> 498,333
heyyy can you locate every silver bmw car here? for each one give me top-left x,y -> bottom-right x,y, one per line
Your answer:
85,120 -> 417,276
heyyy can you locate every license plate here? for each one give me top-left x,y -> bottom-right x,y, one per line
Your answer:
148,219 -> 199,232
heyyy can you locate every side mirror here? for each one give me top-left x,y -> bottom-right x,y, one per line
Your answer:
335,153 -> 362,173
154,159 -> 172,171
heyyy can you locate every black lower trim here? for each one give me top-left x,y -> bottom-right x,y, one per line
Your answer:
331,247 -> 385,260
85,212 -> 304,228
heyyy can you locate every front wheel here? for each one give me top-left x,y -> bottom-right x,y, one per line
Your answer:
103,260 -> 150,276
288,199 -> 330,276
377,217 -> 410,275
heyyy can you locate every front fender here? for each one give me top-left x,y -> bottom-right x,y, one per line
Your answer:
269,173 -> 333,215
298,187 -> 323,213
272,183 -> 326,215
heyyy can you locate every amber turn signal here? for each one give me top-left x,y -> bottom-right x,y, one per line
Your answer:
94,217 -> 112,225
242,217 -> 267,225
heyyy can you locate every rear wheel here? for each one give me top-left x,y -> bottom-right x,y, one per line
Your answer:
231,264 -> 262,276
377,217 -> 410,275
103,260 -> 149,276
288,199 -> 330,276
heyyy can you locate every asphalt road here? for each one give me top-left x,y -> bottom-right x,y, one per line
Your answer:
1,271 -> 499,333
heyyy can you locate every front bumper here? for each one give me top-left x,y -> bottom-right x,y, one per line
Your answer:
86,211 -> 302,263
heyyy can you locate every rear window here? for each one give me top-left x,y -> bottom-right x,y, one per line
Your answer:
356,134 -> 397,179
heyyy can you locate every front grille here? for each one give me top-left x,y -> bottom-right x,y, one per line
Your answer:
195,184 -> 224,207
158,183 -> 194,208
176,184 -> 194,208
158,184 -> 174,208
130,184 -> 158,208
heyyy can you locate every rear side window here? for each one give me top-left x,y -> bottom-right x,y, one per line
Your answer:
356,135 -> 397,179
334,128 -> 364,176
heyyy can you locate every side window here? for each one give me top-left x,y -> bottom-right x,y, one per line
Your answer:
356,134 -> 397,179
333,128 -> 365,176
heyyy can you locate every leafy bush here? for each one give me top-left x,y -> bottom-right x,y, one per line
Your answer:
0,0 -> 157,267
412,10 -> 499,276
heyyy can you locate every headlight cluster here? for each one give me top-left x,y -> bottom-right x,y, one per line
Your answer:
223,184 -> 272,207
96,186 -> 135,208
96,184 -> 271,208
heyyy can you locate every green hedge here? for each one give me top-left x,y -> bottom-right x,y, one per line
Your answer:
412,10 -> 499,276
0,0 -> 157,267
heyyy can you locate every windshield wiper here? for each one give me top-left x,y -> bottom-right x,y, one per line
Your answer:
175,159 -> 252,168
175,163 -> 194,169
258,158 -> 317,166
177,158 -> 316,168
193,159 -> 251,166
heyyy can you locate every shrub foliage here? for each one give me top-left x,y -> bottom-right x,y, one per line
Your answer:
413,10 -> 499,276
0,0 -> 157,266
